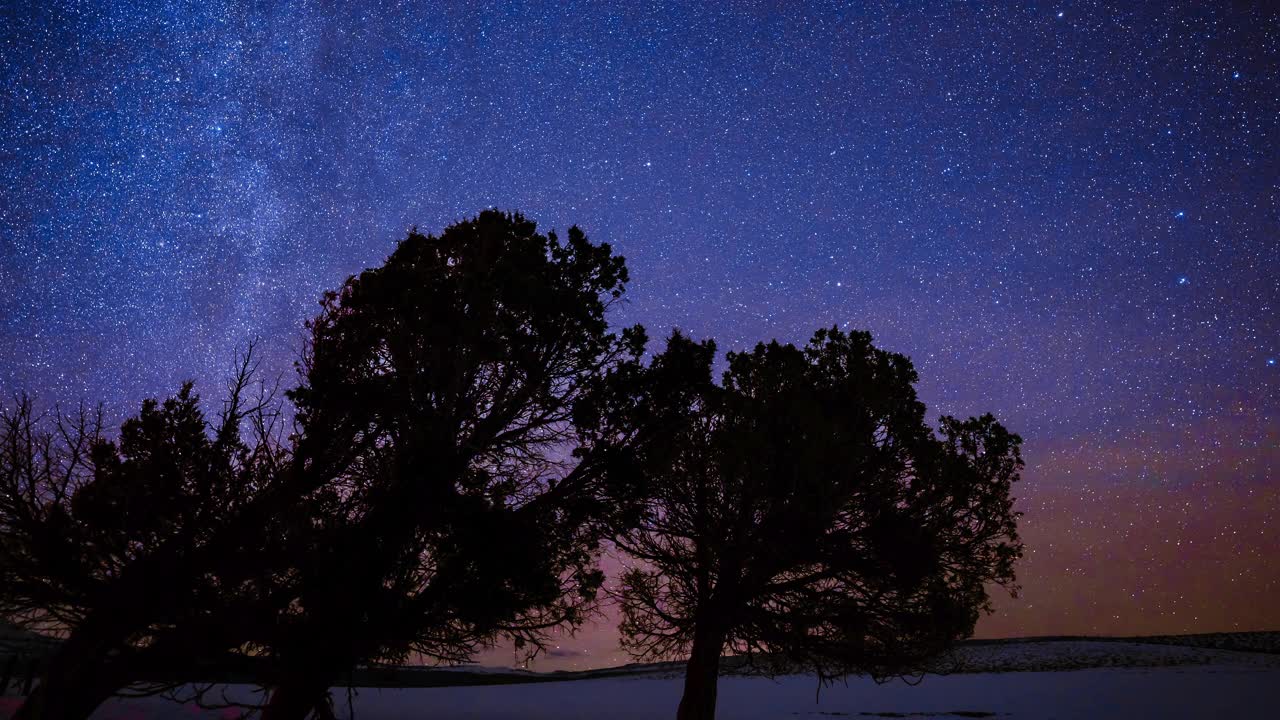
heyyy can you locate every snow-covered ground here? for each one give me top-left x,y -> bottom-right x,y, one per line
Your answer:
2,640 -> 1277,719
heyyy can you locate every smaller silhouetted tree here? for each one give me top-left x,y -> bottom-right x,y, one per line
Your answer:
609,329 -> 1023,720
0,345 -> 295,720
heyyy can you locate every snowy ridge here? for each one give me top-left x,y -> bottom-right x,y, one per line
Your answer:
427,632 -> 1280,684
929,638 -> 1280,674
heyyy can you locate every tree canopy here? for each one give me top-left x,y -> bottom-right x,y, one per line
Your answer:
258,210 -> 646,719
0,211 -> 649,720
0,347 -> 294,720
0,211 -> 1024,720
609,328 -> 1023,720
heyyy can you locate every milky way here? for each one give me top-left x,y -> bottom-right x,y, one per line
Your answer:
2,1 -> 1277,669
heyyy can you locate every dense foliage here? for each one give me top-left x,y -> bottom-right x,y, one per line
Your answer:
0,212 -> 1023,720
259,210 -> 645,718
609,329 -> 1023,720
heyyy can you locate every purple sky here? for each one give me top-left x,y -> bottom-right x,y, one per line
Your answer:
2,1 -> 1276,670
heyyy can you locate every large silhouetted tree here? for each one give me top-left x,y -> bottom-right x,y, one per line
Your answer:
610,329 -> 1023,720
1,210 -> 649,720
258,210 -> 646,719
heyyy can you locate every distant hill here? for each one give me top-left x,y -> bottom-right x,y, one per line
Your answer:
395,631 -> 1280,686
1,627 -> 1276,689
962,631 -> 1280,656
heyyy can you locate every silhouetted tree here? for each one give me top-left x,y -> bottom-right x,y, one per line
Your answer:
610,329 -> 1023,720
258,210 -> 646,719
1,210 -> 650,720
0,345 -> 296,720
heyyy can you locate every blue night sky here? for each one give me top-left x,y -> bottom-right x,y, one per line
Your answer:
2,1 -> 1277,669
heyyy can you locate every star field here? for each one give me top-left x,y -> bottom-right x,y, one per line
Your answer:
1,1 -> 1277,670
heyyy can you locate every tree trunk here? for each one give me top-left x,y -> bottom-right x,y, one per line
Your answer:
261,670 -> 340,720
676,626 -> 725,720
12,617 -> 130,720
13,654 -> 130,720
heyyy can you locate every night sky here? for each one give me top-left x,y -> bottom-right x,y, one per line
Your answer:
2,2 -> 1277,670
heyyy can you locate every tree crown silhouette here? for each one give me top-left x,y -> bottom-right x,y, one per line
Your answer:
259,210 -> 646,718
609,328 -> 1023,720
